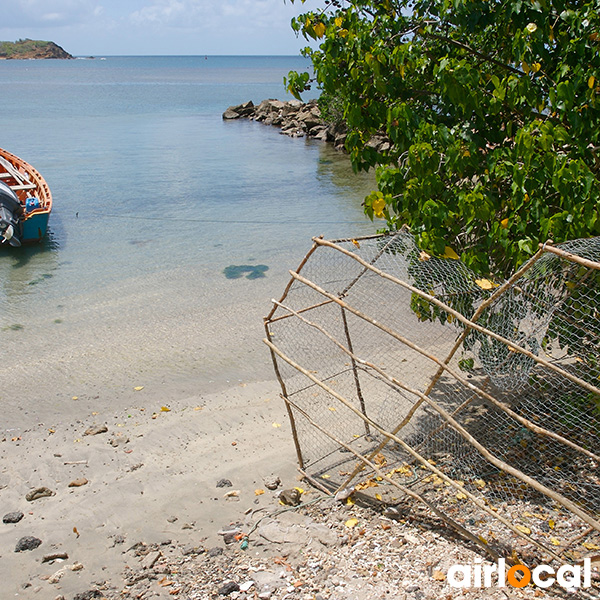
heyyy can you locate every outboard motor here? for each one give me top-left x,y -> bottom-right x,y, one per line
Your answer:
0,180 -> 23,247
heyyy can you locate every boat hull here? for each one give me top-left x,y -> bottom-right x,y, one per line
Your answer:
0,147 -> 52,246
21,211 -> 51,243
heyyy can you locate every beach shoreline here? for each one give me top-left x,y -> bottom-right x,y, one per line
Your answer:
0,376 -> 301,598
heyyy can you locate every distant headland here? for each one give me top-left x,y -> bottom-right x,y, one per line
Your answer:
0,39 -> 73,60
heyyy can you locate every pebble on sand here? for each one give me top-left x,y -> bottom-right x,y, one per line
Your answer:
25,487 -> 55,502
68,478 -> 89,488
84,424 -> 108,436
15,536 -> 42,552
218,580 -> 240,596
3,511 -> 24,524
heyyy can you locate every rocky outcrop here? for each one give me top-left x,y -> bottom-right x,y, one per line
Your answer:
223,99 -> 350,152
0,40 -> 73,60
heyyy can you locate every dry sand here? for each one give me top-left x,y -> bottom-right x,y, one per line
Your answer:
0,378 -> 301,598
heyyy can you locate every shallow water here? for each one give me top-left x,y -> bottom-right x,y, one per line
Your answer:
0,56 -> 377,415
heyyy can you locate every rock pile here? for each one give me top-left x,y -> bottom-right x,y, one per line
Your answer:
222,99 -> 349,151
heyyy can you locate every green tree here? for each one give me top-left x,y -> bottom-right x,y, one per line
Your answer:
287,0 -> 600,278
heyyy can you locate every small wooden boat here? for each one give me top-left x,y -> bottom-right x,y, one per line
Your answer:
0,147 -> 52,247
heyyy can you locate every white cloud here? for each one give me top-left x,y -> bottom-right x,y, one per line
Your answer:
129,0 -> 302,31
1,0 -> 101,28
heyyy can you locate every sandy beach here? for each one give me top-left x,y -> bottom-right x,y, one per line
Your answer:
0,376 -> 303,598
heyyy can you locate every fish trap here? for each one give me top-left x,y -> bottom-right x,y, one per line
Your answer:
264,232 -> 600,567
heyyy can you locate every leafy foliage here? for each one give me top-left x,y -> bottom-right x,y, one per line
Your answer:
286,0 -> 600,278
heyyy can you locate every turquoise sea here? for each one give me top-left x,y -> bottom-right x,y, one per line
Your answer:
0,56 -> 377,420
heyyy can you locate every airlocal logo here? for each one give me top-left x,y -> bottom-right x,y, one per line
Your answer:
448,558 -> 593,590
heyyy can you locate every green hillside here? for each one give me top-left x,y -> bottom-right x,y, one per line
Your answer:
0,39 -> 73,59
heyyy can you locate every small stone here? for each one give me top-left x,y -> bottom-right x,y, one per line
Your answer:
73,591 -> 103,600
109,433 -> 129,447
405,584 -> 420,593
140,550 -> 161,569
3,511 -> 24,523
15,536 -> 42,552
218,581 -> 240,596
68,478 -> 88,488
216,478 -> 232,488
84,424 -> 108,436
278,489 -> 301,506
166,515 -> 178,523
182,545 -> 204,556
239,581 -> 254,592
25,487 -> 55,501
208,547 -> 224,557
263,475 -> 281,491
42,552 -> 69,563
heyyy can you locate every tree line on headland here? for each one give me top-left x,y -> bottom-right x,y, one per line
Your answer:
0,39 -> 73,60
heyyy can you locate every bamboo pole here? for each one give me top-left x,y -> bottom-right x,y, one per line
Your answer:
340,306 -> 370,436
265,239 -> 321,322
279,279 -> 600,463
268,299 -> 334,324
266,299 -> 600,532
540,243 -> 600,271
263,318 -> 305,469
264,338 -> 566,561
311,238 -> 600,398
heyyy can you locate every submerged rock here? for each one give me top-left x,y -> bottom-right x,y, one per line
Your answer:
223,265 -> 269,280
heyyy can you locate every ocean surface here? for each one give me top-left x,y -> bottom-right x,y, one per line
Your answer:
0,56 -> 377,420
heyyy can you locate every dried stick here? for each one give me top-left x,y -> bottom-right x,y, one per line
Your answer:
540,243 -> 600,271
264,338 -> 566,561
282,277 -> 600,463
265,238 -> 321,322
341,306 -> 370,436
273,286 -> 600,531
284,395 -> 502,561
264,318 -> 305,469
268,299 -> 334,323
312,237 -> 600,397
298,466 -> 334,496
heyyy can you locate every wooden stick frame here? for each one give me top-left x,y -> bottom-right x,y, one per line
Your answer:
264,232 -> 600,561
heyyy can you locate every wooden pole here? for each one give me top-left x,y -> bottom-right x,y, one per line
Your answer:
310,238 -> 600,397
264,337 -> 600,533
265,339 -> 565,561
263,318 -> 305,469
340,306 -> 370,436
540,243 -> 600,271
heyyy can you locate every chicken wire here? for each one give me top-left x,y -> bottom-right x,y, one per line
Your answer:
264,231 -> 600,566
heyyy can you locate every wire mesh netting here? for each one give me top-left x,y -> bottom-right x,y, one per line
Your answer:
264,232 -> 600,567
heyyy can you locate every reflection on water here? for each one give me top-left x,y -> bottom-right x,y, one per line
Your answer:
0,233 -> 59,309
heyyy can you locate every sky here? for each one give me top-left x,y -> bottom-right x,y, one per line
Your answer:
0,0 -> 315,56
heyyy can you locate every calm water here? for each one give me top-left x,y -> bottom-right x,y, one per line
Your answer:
0,56 -> 377,417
